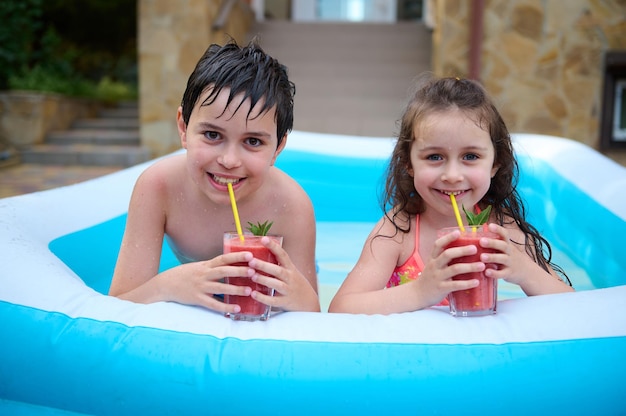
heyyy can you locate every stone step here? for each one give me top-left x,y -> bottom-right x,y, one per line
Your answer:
20,143 -> 152,167
13,100 -> 147,167
293,95 -> 405,137
115,100 -> 139,108
99,106 -> 138,119
248,21 -> 431,137
47,129 -> 140,146
253,20 -> 425,41
0,146 -> 20,169
72,118 -> 139,130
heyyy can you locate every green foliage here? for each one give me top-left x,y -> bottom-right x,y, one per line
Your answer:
9,66 -> 94,97
94,77 -> 138,103
0,0 -> 44,89
39,0 -> 137,85
0,0 -> 137,101
8,68 -> 137,102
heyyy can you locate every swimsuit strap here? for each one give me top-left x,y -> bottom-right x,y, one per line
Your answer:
413,215 -> 425,271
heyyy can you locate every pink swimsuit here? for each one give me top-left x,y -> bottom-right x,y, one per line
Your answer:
386,217 -> 449,306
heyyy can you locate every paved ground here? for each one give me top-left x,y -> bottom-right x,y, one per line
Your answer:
0,163 -> 123,199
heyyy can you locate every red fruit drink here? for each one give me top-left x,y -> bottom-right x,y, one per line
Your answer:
223,232 -> 282,321
440,226 -> 500,317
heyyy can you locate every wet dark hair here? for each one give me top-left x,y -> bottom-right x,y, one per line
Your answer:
383,76 -> 570,284
180,39 -> 295,147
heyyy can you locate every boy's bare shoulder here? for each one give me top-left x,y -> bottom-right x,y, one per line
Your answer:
134,154 -> 186,193
271,167 -> 312,202
265,168 -> 315,239
267,168 -> 315,222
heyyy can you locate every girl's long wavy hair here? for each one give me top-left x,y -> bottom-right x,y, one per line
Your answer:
383,76 -> 570,284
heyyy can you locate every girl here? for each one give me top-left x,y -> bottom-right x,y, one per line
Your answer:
329,77 -> 573,315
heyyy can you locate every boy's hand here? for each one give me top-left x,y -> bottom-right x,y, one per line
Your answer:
247,236 -> 320,312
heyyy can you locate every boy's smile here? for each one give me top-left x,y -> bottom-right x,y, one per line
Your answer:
210,173 -> 241,186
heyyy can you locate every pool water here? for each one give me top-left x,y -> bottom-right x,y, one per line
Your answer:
49,216 -> 594,313
314,221 -> 595,312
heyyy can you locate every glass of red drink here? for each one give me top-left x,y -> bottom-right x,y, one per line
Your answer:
438,226 -> 500,317
223,232 -> 283,321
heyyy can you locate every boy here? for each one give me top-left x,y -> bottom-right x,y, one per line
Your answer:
109,41 -> 320,313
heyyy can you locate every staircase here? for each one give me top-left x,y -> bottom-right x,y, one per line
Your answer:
20,101 -> 151,167
248,20 -> 432,138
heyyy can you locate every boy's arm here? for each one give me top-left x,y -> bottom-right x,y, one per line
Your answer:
108,166 -> 167,301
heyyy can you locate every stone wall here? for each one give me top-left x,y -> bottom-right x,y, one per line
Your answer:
431,0 -> 626,166
138,0 -> 254,157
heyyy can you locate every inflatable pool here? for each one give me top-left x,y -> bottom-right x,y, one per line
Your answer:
1,132 -> 625,415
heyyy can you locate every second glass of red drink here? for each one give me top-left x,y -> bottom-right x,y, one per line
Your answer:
438,225 -> 500,317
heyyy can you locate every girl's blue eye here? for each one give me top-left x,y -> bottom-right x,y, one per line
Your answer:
464,153 -> 479,161
205,131 -> 219,140
427,154 -> 443,161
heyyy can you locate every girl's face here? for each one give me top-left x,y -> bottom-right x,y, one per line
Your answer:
177,87 -> 286,205
409,108 -> 499,221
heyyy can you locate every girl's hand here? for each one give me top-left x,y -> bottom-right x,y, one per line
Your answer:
158,251 -> 256,314
415,230 -> 484,307
478,223 -> 573,295
246,236 -> 320,312
477,223 -> 536,285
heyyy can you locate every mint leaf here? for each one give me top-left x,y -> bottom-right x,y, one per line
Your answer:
246,220 -> 274,236
462,205 -> 492,226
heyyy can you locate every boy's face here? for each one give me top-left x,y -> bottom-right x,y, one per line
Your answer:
177,87 -> 286,205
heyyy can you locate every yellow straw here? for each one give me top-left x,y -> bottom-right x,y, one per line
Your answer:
227,183 -> 244,242
449,194 -> 466,232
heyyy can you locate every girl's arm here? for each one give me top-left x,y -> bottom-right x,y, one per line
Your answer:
329,218 -> 478,314
480,223 -> 575,296
328,218 -> 403,314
